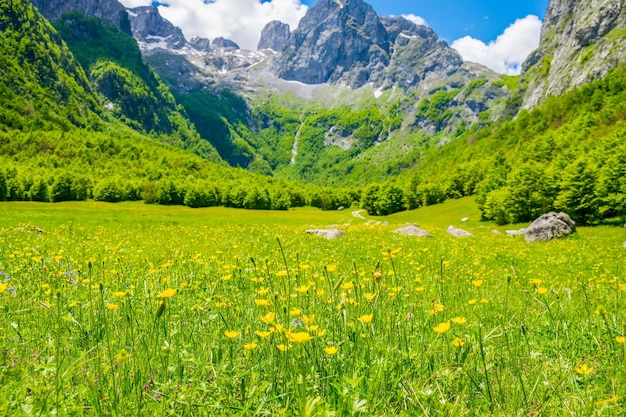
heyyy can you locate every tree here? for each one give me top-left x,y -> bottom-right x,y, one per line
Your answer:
506,162 -> 553,223
554,158 -> 600,225
0,170 -> 7,201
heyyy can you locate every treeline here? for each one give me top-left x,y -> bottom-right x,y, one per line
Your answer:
360,65 -> 626,225
0,166 -> 356,211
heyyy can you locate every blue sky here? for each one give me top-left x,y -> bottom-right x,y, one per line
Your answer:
301,0 -> 549,44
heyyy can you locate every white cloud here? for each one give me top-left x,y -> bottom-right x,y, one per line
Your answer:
451,15 -> 542,75
118,0 -> 308,51
401,14 -> 427,27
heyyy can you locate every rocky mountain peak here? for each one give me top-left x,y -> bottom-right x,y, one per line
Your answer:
212,37 -> 240,50
521,0 -> 625,108
127,6 -> 187,50
272,0 -> 390,86
258,21 -> 291,51
190,36 -> 212,53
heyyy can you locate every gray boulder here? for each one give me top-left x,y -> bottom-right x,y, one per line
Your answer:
524,212 -> 576,242
306,229 -> 344,239
393,225 -> 432,237
447,226 -> 473,237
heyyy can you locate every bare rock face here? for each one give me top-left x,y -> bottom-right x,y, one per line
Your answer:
128,6 -> 187,50
521,0 -> 626,109
393,225 -> 433,237
258,21 -> 291,51
30,0 -> 131,33
524,212 -> 576,242
306,229 -> 345,239
447,226 -> 473,237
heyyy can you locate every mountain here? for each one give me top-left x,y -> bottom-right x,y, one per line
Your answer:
521,0 -> 626,108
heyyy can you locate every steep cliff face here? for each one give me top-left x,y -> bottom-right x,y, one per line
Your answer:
29,0 -> 131,34
521,0 -> 625,108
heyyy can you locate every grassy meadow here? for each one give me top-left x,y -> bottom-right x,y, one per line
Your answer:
0,199 -> 625,416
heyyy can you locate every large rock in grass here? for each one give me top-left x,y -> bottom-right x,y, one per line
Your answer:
393,225 -> 432,237
447,226 -> 473,237
524,212 -> 576,242
306,229 -> 344,239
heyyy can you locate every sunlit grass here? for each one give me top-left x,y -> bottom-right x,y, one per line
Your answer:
0,200 -> 624,415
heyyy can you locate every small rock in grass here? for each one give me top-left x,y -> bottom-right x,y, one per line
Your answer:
492,230 -> 502,235
461,217 -> 469,222
447,226 -> 473,237
306,229 -> 344,239
393,225 -> 433,237
505,228 -> 526,237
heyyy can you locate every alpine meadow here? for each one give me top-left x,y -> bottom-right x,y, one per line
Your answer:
1,0 -> 626,415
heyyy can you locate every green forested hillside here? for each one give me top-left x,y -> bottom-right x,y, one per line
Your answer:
0,0 -> 98,130
362,65 -> 626,225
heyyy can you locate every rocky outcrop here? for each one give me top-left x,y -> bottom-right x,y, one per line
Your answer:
30,0 -> 131,33
258,21 -> 291,51
521,0 -> 626,108
212,37 -> 240,50
127,6 -> 186,50
393,225 -> 432,237
524,212 -> 576,242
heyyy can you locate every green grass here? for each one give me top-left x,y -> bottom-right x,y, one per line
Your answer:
0,200 -> 625,415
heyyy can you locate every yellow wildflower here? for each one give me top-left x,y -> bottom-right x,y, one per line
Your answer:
254,299 -> 270,307
107,303 -> 119,311
472,280 -> 484,287
537,287 -> 548,295
286,331 -> 313,343
357,314 -> 374,324
277,344 -> 291,352
158,288 -> 177,299
243,343 -> 258,350
574,363 -> 594,375
224,330 -> 240,339
255,330 -> 271,339
451,317 -> 467,324
433,321 -> 451,334
302,314 -> 315,325
615,336 -> 626,344
290,308 -> 302,316
112,291 -> 126,298
0,283 -> 8,293
260,312 -> 275,324
452,337 -> 465,347
324,346 -> 338,355
326,265 -> 337,273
